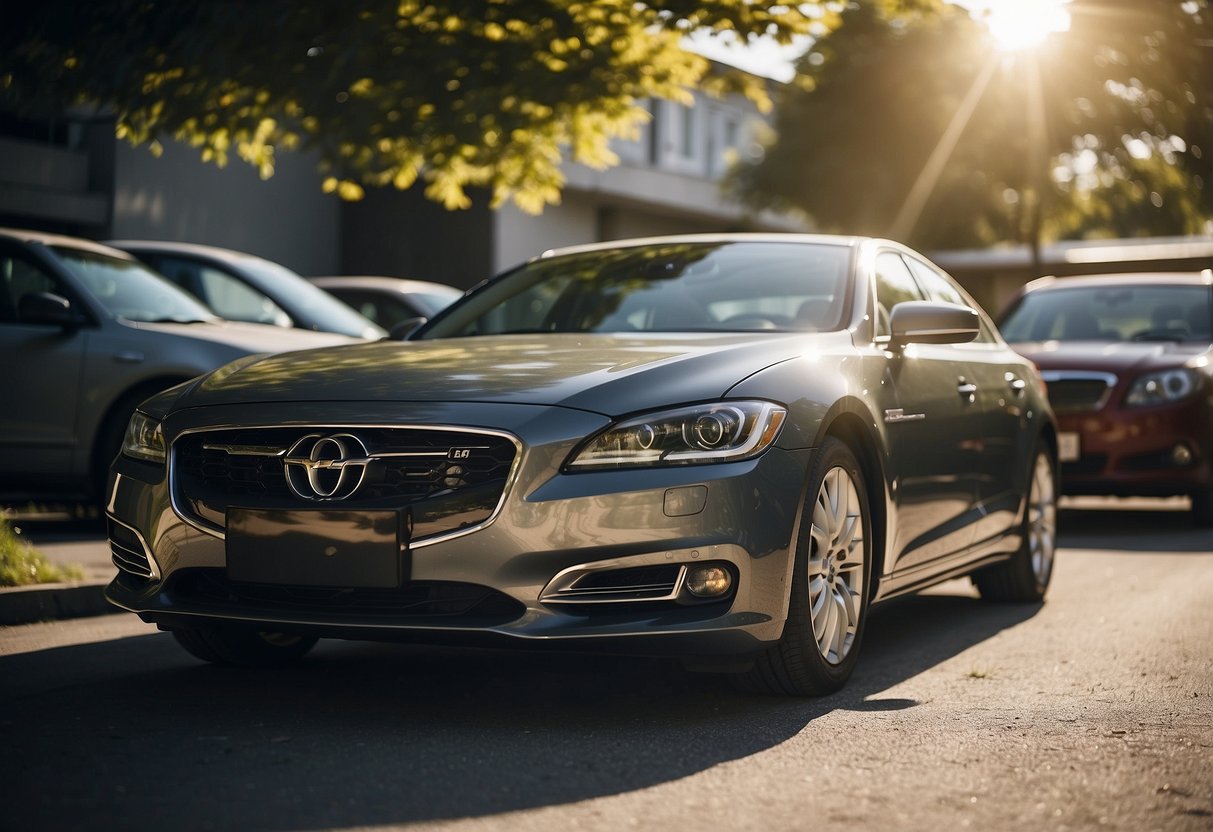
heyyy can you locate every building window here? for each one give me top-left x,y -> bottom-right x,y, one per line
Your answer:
679,103 -> 695,158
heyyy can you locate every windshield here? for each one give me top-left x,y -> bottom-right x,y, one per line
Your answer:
51,246 -> 216,323
236,256 -> 386,338
1000,284 -> 1213,343
411,287 -> 464,316
419,241 -> 853,338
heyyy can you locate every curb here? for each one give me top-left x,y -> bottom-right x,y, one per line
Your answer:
0,580 -> 116,626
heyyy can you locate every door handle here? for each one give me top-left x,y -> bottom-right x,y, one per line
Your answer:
957,380 -> 977,403
1007,376 -> 1027,396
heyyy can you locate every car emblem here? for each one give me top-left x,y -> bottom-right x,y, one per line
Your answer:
283,433 -> 373,500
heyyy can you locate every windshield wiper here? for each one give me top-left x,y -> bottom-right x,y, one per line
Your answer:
141,317 -> 213,324
1131,330 -> 1187,342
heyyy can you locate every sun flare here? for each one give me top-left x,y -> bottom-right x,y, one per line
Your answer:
977,0 -> 1072,51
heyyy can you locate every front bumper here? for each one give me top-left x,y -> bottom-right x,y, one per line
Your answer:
104,401 -> 809,657
1056,395 -> 1212,497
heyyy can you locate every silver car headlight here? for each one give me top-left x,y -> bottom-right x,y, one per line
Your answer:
1124,368 -> 1200,407
121,411 -> 166,464
566,401 -> 787,469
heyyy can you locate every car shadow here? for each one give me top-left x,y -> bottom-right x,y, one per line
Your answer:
1058,499 -> 1212,553
0,591 -> 1038,831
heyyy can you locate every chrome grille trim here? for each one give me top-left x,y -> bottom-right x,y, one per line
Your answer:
169,423 -> 524,550
542,565 -> 687,605
107,516 -> 159,580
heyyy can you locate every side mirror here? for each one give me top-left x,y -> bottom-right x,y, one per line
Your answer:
18,291 -> 86,329
387,316 -> 427,341
889,301 -> 979,349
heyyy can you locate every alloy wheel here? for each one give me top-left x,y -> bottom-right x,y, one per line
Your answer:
1028,453 -> 1057,586
808,466 -> 866,665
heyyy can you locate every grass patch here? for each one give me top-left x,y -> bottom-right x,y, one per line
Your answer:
0,516 -> 85,586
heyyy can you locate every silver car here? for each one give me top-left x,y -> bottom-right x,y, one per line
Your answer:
105,235 -> 1058,695
109,240 -> 386,340
309,275 -> 463,334
0,228 -> 354,503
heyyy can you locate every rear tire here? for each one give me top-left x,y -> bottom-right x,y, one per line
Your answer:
738,437 -> 872,696
171,625 -> 318,667
973,443 -> 1057,603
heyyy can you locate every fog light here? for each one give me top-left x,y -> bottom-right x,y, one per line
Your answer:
1171,443 -> 1194,466
685,565 -> 734,598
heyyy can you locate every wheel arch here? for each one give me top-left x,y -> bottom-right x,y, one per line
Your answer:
818,407 -> 888,602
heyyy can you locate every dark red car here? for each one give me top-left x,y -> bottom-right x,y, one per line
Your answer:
998,271 -> 1213,525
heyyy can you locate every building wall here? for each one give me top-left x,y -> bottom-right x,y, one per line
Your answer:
110,140 -> 341,274
3,71 -> 801,286
488,88 -> 807,275
340,185 -> 494,289
492,195 -> 600,274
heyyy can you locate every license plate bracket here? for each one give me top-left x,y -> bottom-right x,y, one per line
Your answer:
226,508 -> 405,588
1057,432 -> 1081,463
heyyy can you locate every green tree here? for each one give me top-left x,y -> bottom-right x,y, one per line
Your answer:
734,0 -> 1213,249
1,0 -> 843,213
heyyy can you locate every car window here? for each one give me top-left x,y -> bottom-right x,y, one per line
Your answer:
235,257 -> 385,338
141,254 -> 290,327
420,241 -> 852,337
873,252 -> 926,338
49,247 -> 215,323
196,265 -> 292,327
905,256 -> 998,344
1000,284 -> 1213,343
326,290 -> 417,329
412,288 -> 463,315
0,250 -> 60,323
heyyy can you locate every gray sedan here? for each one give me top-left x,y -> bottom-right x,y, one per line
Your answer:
105,234 -> 1058,695
0,228 -> 353,503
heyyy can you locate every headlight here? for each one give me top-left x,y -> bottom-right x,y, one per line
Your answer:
1124,368 -> 1200,407
566,401 -> 787,469
121,411 -> 166,464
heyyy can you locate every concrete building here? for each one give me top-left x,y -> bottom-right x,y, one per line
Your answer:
1,83 -> 807,290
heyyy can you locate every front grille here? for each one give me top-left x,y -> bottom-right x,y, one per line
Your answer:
172,426 -> 518,543
1042,374 -> 1116,412
168,569 -> 525,624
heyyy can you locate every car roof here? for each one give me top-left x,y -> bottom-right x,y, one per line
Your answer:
310,276 -> 461,294
1021,270 -> 1213,293
0,227 -> 137,259
105,239 -> 274,268
538,233 -> 868,260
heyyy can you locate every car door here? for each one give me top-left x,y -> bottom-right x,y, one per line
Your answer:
906,256 -> 1026,544
0,243 -> 88,487
873,251 -> 981,574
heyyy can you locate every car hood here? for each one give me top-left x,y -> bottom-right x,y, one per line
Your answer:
179,332 -> 834,416
130,319 -> 357,353
1011,340 -> 1213,375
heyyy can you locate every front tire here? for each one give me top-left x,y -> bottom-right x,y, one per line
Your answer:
973,443 -> 1057,602
172,625 -> 318,667
740,437 -> 872,696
